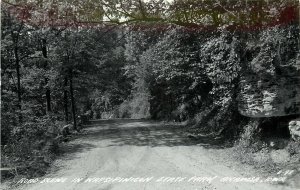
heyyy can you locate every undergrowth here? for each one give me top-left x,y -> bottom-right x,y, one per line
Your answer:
232,118 -> 300,176
1,115 -> 65,181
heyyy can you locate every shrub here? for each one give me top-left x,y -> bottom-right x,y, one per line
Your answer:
118,93 -> 151,119
236,120 -> 260,148
286,141 -> 300,155
1,115 -> 63,178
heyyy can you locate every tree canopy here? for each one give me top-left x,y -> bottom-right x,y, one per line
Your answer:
1,0 -> 299,178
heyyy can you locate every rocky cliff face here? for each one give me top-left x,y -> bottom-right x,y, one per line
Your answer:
289,120 -> 300,141
238,57 -> 300,117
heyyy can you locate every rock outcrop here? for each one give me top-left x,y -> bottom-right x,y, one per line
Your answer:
289,120 -> 300,141
238,61 -> 300,118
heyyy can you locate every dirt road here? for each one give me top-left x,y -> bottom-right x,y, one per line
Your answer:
12,120 -> 295,190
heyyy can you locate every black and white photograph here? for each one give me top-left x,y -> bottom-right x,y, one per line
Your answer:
1,0 -> 300,189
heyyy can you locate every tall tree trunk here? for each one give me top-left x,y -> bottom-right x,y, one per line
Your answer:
14,45 -> 22,122
42,38 -> 51,113
298,0 -> 300,51
64,77 -> 69,123
69,70 -> 78,131
45,82 -> 51,113
9,13 -> 23,122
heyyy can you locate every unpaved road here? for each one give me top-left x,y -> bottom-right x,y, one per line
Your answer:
11,120 -> 296,190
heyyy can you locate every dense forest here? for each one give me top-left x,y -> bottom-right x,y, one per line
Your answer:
1,0 -> 300,180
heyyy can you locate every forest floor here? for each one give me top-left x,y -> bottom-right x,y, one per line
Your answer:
3,119 -> 298,190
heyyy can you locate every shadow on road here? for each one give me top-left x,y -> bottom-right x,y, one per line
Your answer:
77,119 -> 229,149
49,143 -> 97,173
45,119 -> 231,175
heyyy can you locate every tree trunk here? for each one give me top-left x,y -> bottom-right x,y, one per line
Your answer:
9,15 -> 23,122
42,38 -> 51,113
64,77 -> 69,123
69,70 -> 78,131
14,45 -> 22,122
298,0 -> 300,51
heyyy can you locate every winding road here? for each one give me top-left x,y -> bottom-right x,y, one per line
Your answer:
12,119 -> 296,190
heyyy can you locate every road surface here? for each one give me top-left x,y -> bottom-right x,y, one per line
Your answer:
11,119 -> 295,190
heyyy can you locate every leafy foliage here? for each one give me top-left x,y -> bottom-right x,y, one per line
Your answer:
1,6 -> 130,178
1,0 -> 299,180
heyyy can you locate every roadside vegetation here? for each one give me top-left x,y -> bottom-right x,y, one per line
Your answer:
1,0 -> 299,184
